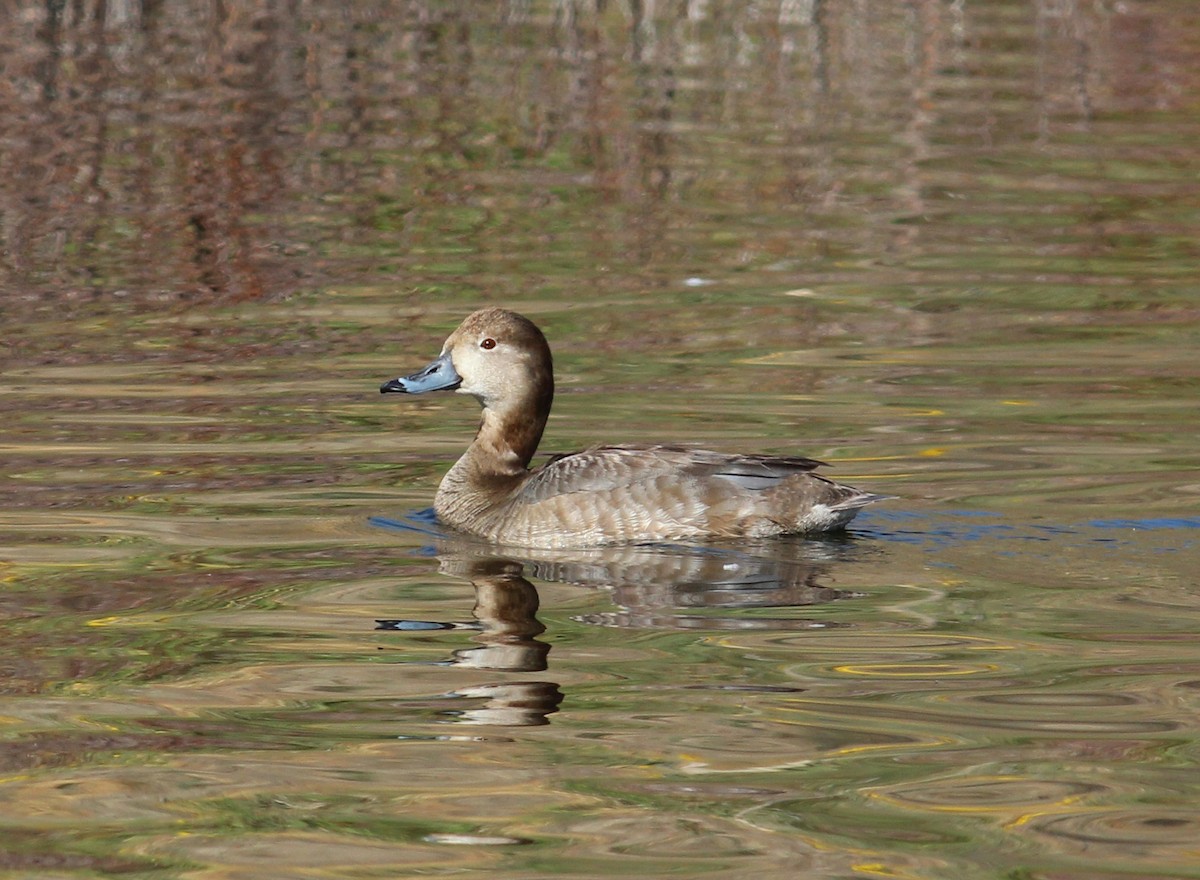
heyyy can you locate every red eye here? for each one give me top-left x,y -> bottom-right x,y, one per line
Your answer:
480,338 -> 496,350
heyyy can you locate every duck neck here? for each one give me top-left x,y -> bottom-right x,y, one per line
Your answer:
469,406 -> 546,476
460,373 -> 553,478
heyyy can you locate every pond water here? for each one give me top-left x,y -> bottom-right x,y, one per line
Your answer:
3,2 -> 1200,878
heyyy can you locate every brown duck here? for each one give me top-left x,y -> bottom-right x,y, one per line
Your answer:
381,308 -> 884,549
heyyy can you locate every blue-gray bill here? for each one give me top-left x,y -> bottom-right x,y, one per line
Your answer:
380,351 -> 462,394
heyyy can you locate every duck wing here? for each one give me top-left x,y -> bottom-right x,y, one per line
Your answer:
518,444 -> 830,502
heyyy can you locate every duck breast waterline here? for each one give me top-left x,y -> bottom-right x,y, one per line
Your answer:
380,308 -> 884,549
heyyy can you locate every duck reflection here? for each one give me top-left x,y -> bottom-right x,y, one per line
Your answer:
377,554 -> 561,726
515,537 -> 863,631
376,516 -> 868,636
439,681 -> 563,727
373,517 -> 872,727
378,555 -> 551,672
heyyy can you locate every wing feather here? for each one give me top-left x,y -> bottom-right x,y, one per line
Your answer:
520,444 -> 829,503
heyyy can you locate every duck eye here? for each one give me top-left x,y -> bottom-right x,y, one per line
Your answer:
480,338 -> 497,350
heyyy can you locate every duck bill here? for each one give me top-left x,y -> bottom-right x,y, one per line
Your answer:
380,352 -> 462,394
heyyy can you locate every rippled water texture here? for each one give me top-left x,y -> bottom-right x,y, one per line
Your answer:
3,2 -> 1200,879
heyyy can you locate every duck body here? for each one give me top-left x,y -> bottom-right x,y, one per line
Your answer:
381,308 -> 883,549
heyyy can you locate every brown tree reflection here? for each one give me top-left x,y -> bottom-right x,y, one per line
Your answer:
3,1 -> 1188,304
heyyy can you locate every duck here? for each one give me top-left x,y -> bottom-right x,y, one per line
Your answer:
380,308 -> 884,549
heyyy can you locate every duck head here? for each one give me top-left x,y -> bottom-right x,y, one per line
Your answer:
380,308 -> 556,467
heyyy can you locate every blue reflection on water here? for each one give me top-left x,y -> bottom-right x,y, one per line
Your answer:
854,509 -> 1199,551
1087,518 -> 1200,530
370,508 -> 1198,557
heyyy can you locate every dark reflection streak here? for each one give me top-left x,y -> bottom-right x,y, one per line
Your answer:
804,2 -> 836,219
891,0 -> 938,257
770,11 -> 800,207
175,1 -> 287,299
322,4 -> 366,222
1034,1 -> 1051,144
140,0 -> 163,25
242,4 -> 289,292
78,0 -> 113,288
406,9 -> 485,269
134,0 -> 164,280
759,13 -> 814,224
37,0 -> 66,103
559,3 -> 630,276
183,3 -> 231,295
811,0 -> 829,98
1034,0 -> 1096,142
227,3 -> 274,299
342,7 -> 368,154
6,0 -> 71,289
629,0 -> 674,266
1070,16 -> 1094,128
414,11 -> 475,166
575,6 -> 613,196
